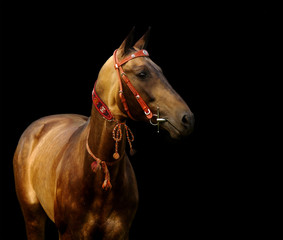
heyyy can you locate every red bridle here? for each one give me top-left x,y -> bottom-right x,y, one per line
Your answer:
88,49 -> 168,190
113,49 -> 153,120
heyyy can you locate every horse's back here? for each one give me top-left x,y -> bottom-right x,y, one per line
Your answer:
13,114 -> 88,221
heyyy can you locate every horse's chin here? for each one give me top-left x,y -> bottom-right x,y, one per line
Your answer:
168,128 -> 183,140
162,122 -> 193,140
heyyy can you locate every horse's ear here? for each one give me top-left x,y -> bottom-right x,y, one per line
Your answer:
134,27 -> 151,50
118,27 -> 135,57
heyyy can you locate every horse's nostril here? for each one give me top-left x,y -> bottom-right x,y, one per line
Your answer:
182,115 -> 190,124
182,113 -> 195,127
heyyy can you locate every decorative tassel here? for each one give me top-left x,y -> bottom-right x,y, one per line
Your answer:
130,148 -> 136,156
112,123 -> 136,158
101,161 -> 112,190
86,135 -> 111,191
112,123 -> 122,159
102,179 -> 112,190
86,121 -> 136,191
124,125 -> 136,156
91,161 -> 101,173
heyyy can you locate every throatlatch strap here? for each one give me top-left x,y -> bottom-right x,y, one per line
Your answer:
92,82 -> 113,121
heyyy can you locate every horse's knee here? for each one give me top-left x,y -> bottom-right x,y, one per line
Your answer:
25,219 -> 46,240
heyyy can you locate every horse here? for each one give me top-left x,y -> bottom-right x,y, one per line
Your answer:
13,28 -> 195,240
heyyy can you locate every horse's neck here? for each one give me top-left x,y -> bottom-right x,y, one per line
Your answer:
82,55 -> 129,188
87,55 -> 127,162
86,105 -> 127,181
88,107 -> 125,158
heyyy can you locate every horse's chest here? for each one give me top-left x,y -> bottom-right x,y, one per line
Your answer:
56,190 -> 138,239
81,212 -> 128,239
55,159 -> 138,238
85,195 -> 138,238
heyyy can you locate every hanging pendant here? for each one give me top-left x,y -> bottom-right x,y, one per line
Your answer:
113,152 -> 120,160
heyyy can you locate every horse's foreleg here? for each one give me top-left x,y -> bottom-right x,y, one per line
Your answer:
21,202 -> 47,240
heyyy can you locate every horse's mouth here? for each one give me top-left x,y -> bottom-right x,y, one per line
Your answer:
161,120 -> 192,140
152,106 -> 194,140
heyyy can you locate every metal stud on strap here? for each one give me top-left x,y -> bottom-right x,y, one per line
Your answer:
144,109 -> 151,115
143,50 -> 148,55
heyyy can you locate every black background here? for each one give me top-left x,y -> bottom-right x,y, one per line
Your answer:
1,2 -> 282,239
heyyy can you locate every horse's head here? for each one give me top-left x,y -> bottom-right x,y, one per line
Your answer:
96,29 -> 194,139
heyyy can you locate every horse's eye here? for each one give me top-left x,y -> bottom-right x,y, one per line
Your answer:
137,71 -> 147,79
